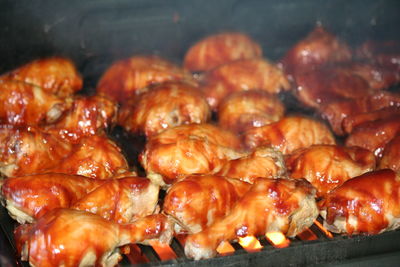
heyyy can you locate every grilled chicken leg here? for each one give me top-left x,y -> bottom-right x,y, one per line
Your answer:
163,175 -> 251,234
285,145 -> 376,197
319,169 -> 400,235
15,209 -> 172,267
243,116 -> 335,153
140,123 -> 245,187
185,178 -> 318,260
1,174 -> 159,224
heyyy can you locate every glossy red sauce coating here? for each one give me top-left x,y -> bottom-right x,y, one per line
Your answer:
321,169 -> 400,235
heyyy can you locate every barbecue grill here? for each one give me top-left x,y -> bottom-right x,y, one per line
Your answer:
1,0 -> 400,266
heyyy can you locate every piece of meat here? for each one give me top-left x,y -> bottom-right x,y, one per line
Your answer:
118,81 -> 211,137
320,91 -> 400,135
285,145 -> 376,197
184,178 -> 318,260
97,55 -> 196,104
293,65 -> 372,109
379,135 -> 400,172
0,126 -> 72,177
163,175 -> 251,234
48,135 -> 129,179
280,25 -> 352,78
345,115 -> 400,158
356,40 -> 400,71
1,174 -> 159,225
14,209 -> 173,267
319,169 -> 400,235
183,32 -> 262,72
243,116 -> 335,154
0,173 -> 104,223
0,80 -> 70,126
0,57 -> 82,97
333,61 -> 400,90
218,90 -> 285,134
201,58 -> 290,110
140,123 -> 245,187
45,95 -> 118,143
216,147 -> 287,184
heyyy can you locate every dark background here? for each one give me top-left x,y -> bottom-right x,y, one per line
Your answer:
1,0 -> 400,86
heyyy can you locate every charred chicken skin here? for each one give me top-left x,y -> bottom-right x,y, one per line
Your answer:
218,90 -> 285,134
379,135 -> 400,172
45,94 -> 118,143
201,58 -> 290,110
15,209 -> 173,267
216,147 -> 287,184
184,178 -> 318,260
97,55 -> 196,104
285,145 -> 376,197
243,116 -> 335,153
140,123 -> 245,187
163,175 -> 251,234
320,169 -> 400,235
280,25 -> 352,78
0,80 -> 70,126
118,81 -> 211,137
0,57 -> 82,97
183,32 -> 262,72
1,174 -> 159,224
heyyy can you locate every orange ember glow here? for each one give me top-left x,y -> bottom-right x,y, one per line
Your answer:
265,232 -> 290,248
216,241 -> 235,255
238,236 -> 263,252
297,228 -> 318,241
149,241 -> 177,261
314,220 -> 334,239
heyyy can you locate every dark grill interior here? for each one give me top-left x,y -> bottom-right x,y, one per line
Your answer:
1,0 -> 400,266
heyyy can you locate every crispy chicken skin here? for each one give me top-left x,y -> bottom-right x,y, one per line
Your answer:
48,135 -> 129,179
320,91 -> 400,135
243,116 -> 335,153
285,145 -> 376,197
97,55 -> 195,104
319,169 -> 400,235
15,209 -> 173,267
119,81 -> 211,137
0,57 -> 82,97
201,58 -> 290,110
183,32 -> 262,72
140,126 -> 245,187
0,173 -> 104,223
218,90 -> 285,134
0,80 -> 70,126
280,25 -> 352,77
140,124 -> 245,187
379,135 -> 400,172
185,178 -> 318,260
45,95 -> 118,143
0,126 -> 72,177
345,115 -> 400,158
1,174 -> 159,224
163,175 -> 251,234
216,147 -> 287,184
